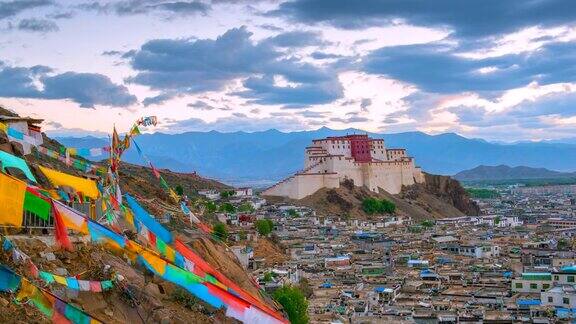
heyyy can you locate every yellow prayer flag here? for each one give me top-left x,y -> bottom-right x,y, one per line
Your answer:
140,250 -> 167,275
0,173 -> 26,227
0,122 -> 7,133
54,275 -> 67,285
15,279 -> 36,302
39,166 -> 99,199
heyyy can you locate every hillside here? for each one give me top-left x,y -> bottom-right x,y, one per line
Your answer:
266,174 -> 479,220
0,107 -> 279,323
56,128 -> 576,185
453,164 -> 576,181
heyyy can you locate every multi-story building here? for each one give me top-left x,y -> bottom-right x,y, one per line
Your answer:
262,134 -> 425,199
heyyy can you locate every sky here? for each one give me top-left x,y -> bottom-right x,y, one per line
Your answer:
0,0 -> 575,142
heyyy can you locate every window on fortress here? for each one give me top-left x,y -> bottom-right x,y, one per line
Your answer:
515,283 -> 522,289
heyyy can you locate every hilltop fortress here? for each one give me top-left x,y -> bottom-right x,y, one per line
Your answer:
262,134 -> 425,199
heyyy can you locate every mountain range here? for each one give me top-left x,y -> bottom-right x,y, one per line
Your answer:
54,127 -> 576,186
453,165 -> 576,181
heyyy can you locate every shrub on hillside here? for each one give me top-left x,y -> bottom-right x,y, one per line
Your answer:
362,197 -> 396,214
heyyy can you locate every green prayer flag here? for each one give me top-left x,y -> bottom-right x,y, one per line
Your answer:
23,191 -> 51,220
101,280 -> 113,290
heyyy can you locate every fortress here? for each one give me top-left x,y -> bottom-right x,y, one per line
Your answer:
262,134 -> 425,199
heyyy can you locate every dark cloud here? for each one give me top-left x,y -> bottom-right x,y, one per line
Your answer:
41,72 -> 137,108
0,0 -> 53,20
258,23 -> 283,32
101,50 -> 123,56
0,62 -> 136,108
270,0 -> 576,39
18,18 -> 59,32
142,92 -> 177,106
236,74 -> 342,107
362,41 -> 576,93
78,0 -> 209,16
127,26 -> 343,107
311,51 -> 342,60
360,98 -> 371,111
264,30 -> 327,47
187,100 -> 215,110
47,11 -> 75,19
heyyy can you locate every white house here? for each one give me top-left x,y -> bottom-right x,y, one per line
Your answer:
541,285 -> 576,308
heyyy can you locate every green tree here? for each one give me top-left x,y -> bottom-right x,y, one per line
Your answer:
175,185 -> 184,196
255,219 -> 275,236
220,190 -> 235,199
238,202 -> 255,213
212,222 -> 228,242
263,272 -> 274,282
362,198 -> 396,214
420,220 -> 435,228
494,216 -> 501,225
273,285 -> 309,324
204,201 -> 217,214
287,209 -> 298,217
219,202 -> 236,213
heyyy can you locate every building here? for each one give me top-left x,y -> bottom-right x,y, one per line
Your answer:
234,187 -> 253,197
512,273 -> 553,293
262,134 -> 425,199
541,285 -> 576,309
0,115 -> 43,154
444,242 -> 501,259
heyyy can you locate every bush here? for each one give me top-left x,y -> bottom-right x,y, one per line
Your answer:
175,185 -> 184,196
273,285 -> 309,324
238,202 -> 255,213
287,209 -> 298,217
362,198 -> 396,214
219,202 -> 236,213
255,219 -> 275,236
204,201 -> 217,213
212,222 -> 228,242
420,220 -> 435,228
220,190 -> 235,198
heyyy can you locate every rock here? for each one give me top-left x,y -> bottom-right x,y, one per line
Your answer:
104,309 -> 114,317
41,252 -> 57,262
144,283 -> 163,299
10,141 -> 24,157
53,267 -> 68,276
423,173 -> 481,216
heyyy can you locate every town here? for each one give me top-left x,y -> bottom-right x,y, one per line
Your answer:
198,181 -> 576,323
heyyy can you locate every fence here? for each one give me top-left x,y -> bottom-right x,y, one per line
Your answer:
1,199 -> 103,231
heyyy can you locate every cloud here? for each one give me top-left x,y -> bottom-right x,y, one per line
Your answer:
142,92 -> 177,106
187,100 -> 215,110
311,51 -> 342,60
18,18 -> 59,32
127,26 -> 343,107
78,0 -> 209,16
0,62 -> 136,108
264,30 -> 327,47
101,50 -> 123,56
360,98 -> 371,111
270,0 -> 576,39
0,0 -> 53,20
330,115 -> 369,123
41,72 -> 137,108
362,41 -> 576,93
166,114 -> 307,133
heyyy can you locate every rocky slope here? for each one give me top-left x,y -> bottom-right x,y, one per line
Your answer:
267,175 -> 480,220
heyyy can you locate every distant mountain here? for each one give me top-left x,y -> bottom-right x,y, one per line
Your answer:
453,165 -> 576,181
56,127 -> 576,186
